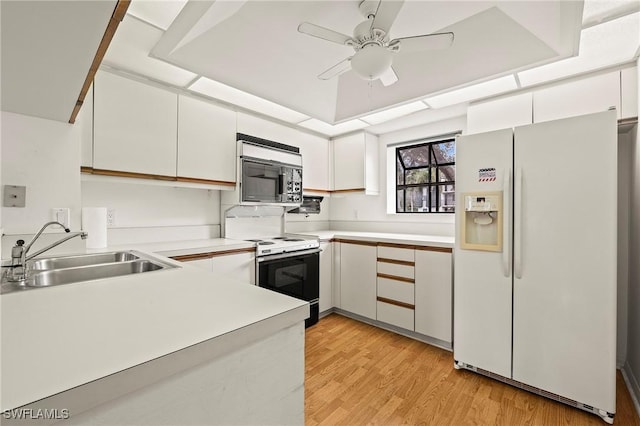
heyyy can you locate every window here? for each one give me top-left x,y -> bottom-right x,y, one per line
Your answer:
396,138 -> 455,213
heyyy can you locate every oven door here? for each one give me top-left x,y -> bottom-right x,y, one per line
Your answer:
256,249 -> 319,302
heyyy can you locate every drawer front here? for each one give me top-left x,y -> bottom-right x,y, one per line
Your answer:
377,261 -> 414,280
377,301 -> 414,331
377,277 -> 414,304
377,246 -> 414,262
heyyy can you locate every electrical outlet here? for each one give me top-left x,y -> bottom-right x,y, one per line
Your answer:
107,208 -> 116,227
51,208 -> 70,229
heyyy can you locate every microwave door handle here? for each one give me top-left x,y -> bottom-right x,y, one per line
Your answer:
278,173 -> 285,196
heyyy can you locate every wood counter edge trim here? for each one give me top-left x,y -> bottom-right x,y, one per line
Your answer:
303,188 -> 331,194
333,239 -> 378,247
377,273 -> 414,284
377,258 -> 415,267
69,0 -> 130,124
376,297 -> 415,310
415,245 -> 453,253
170,247 -> 256,262
331,188 -> 366,194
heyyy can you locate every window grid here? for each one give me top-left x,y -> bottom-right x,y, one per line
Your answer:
396,139 -> 455,213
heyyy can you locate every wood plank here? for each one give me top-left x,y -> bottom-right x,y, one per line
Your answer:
176,176 -> 236,186
305,314 -> 640,426
69,0 -> 130,124
415,245 -> 453,253
170,247 -> 255,262
377,257 -> 415,267
377,272 -> 415,284
334,239 -> 378,247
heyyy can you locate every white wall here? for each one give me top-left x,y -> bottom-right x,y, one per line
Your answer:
327,116 -> 466,236
1,111 -> 82,234
81,181 -> 221,244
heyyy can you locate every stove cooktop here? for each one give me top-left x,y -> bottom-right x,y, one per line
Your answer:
247,236 -> 320,256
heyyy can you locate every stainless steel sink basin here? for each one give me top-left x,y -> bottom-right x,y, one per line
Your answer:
1,250 -> 178,294
29,260 -> 164,287
31,251 -> 139,271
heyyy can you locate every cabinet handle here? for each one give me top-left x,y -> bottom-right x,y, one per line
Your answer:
502,168 -> 511,277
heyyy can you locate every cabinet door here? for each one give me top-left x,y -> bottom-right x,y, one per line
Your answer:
414,249 -> 452,342
340,242 -> 376,319
183,258 -> 212,271
333,134 -> 365,191
319,242 -> 333,313
211,252 -> 255,285
177,95 -> 236,183
467,92 -> 533,135
93,71 -> 178,176
533,71 -> 620,123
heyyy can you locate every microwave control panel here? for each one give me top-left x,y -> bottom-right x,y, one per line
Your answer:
286,167 -> 303,203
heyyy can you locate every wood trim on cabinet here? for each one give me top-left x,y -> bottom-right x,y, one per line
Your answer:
377,272 -> 415,284
331,188 -> 366,194
303,188 -> 332,194
377,258 -> 415,267
82,167 -> 176,181
69,0 -> 130,124
334,239 -> 378,247
176,176 -> 236,187
170,247 -> 255,262
377,242 -> 416,250
377,297 -> 415,310
415,245 -> 453,253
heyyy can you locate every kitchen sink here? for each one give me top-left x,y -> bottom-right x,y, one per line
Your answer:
31,251 -> 140,270
29,260 -> 165,287
1,251 -> 178,294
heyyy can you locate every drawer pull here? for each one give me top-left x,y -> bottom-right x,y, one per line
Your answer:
377,297 -> 415,310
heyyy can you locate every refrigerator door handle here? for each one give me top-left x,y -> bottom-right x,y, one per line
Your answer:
502,168 -> 511,277
514,167 -> 523,279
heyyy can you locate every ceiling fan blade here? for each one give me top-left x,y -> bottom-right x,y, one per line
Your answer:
298,22 -> 354,46
318,58 -> 352,80
379,66 -> 398,86
391,32 -> 454,53
371,0 -> 404,34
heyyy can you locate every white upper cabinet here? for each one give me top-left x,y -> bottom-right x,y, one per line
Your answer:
177,95 -> 236,184
332,132 -> 379,194
533,71 -> 620,123
93,71 -> 178,177
621,66 -> 638,119
467,92 -> 533,134
237,112 -> 330,191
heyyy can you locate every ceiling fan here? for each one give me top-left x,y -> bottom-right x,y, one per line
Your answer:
298,0 -> 454,86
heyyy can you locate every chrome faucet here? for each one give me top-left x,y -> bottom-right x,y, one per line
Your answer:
8,221 -> 88,282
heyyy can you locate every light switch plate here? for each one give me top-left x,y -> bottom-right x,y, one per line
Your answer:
3,185 -> 26,207
52,208 -> 70,229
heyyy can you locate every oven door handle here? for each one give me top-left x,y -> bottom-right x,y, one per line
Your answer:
257,248 -> 321,262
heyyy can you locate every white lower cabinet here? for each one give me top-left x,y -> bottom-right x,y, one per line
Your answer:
183,258 -> 213,271
339,241 -> 377,320
376,245 -> 415,330
319,241 -> 333,313
414,248 -> 453,342
211,252 -> 255,285
173,251 -> 255,285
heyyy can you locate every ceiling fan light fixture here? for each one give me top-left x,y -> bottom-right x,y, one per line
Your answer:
350,44 -> 393,80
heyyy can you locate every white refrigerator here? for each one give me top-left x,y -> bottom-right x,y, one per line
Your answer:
454,110 -> 617,423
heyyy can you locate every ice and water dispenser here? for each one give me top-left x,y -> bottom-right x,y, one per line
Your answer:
460,192 -> 503,252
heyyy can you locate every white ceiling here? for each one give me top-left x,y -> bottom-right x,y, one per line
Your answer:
0,0 -> 638,134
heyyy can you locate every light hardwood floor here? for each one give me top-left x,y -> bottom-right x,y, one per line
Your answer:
305,314 -> 640,425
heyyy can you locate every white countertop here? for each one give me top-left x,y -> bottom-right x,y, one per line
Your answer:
97,238 -> 256,258
0,250 -> 307,411
297,230 -> 454,248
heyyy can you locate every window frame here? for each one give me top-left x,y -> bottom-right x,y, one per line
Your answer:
395,137 -> 456,214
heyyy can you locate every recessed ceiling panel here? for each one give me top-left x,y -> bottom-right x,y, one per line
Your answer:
334,7 -> 559,121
